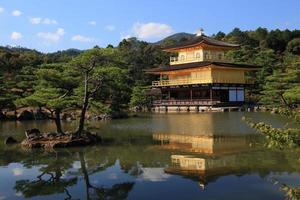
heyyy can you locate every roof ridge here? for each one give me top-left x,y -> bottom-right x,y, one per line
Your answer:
162,35 -> 239,50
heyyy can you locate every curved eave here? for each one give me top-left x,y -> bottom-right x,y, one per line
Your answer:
163,43 -> 240,52
145,62 -> 261,74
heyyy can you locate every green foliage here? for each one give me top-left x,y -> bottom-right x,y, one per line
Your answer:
118,38 -> 170,85
213,31 -> 226,40
1,27 -> 300,115
70,48 -> 130,113
14,66 -> 37,96
16,63 -> 79,111
0,75 -> 18,110
247,121 -> 300,149
260,54 -> 300,107
225,28 -> 258,46
287,38 -> 300,55
129,85 -> 152,109
45,48 -> 82,63
0,46 -> 43,72
93,66 -> 131,113
273,179 -> 300,200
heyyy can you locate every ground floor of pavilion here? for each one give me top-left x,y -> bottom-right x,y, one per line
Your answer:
152,84 -> 249,111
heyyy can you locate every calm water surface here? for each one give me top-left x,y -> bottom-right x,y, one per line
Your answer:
0,112 -> 299,200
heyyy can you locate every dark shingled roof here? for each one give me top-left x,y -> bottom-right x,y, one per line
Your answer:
163,35 -> 240,50
146,61 -> 261,73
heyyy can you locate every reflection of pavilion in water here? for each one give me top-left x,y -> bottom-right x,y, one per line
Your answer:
153,132 -> 260,189
152,113 -> 255,136
153,133 -> 257,154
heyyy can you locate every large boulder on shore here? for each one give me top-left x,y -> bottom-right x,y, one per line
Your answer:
0,112 -> 7,120
4,136 -> 18,144
17,110 -> 34,121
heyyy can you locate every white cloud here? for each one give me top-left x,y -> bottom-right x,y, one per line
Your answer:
37,28 -> 65,44
11,32 -> 22,40
15,192 -> 22,197
120,32 -> 132,40
0,7 -> 4,13
12,10 -> 22,16
43,18 -> 57,25
89,21 -> 96,26
30,17 -> 42,24
105,25 -> 115,31
132,22 -> 174,39
107,173 -> 118,179
138,168 -> 170,182
30,17 -> 57,25
71,35 -> 94,43
12,168 -> 23,176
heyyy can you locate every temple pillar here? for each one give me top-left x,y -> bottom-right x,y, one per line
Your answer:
209,85 -> 213,100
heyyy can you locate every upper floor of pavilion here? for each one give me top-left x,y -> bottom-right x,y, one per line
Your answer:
163,30 -> 240,65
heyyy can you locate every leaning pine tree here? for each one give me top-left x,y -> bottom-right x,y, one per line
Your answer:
70,48 -> 108,137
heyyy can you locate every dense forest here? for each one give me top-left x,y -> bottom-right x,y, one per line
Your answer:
0,27 -> 300,120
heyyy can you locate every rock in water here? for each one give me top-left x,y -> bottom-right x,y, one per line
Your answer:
86,132 -> 101,143
4,136 -> 17,144
25,128 -> 41,139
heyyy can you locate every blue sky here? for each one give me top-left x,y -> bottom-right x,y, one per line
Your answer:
0,0 -> 299,52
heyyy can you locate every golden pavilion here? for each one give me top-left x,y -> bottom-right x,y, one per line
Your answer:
147,30 -> 260,111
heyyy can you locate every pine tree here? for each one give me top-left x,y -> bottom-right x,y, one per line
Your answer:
16,63 -> 79,133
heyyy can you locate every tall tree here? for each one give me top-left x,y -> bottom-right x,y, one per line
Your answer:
70,49 -> 107,136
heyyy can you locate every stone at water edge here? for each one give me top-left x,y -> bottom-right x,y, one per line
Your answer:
4,136 -> 18,144
25,128 -> 41,139
0,112 -> 7,120
17,110 -> 34,121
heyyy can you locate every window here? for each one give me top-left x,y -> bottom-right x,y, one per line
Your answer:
196,52 -> 201,59
204,52 -> 208,60
218,53 -> 223,60
180,55 -> 185,61
237,90 -> 244,101
229,90 -> 237,102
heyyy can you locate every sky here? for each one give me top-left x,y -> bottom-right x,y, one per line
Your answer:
0,0 -> 299,52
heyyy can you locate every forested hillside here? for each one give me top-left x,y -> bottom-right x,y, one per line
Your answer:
0,27 -> 300,118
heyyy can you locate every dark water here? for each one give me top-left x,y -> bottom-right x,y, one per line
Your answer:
0,112 -> 299,200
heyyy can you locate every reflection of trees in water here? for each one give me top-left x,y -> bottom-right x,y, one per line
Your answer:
79,151 -> 134,200
12,150 -> 135,200
14,151 -> 78,199
272,179 -> 300,200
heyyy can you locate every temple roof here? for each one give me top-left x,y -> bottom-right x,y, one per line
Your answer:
146,61 -> 261,73
163,35 -> 240,51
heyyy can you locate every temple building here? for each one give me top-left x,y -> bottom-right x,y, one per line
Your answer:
147,30 -> 261,112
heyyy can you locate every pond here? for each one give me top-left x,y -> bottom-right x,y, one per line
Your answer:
0,112 -> 299,200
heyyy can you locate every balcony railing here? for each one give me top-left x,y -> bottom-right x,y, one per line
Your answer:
152,78 -> 254,87
153,99 -> 221,106
170,56 -> 202,65
170,55 -> 228,65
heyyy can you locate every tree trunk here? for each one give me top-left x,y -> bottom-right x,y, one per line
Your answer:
280,94 -> 290,108
77,72 -> 89,137
54,110 -> 64,134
